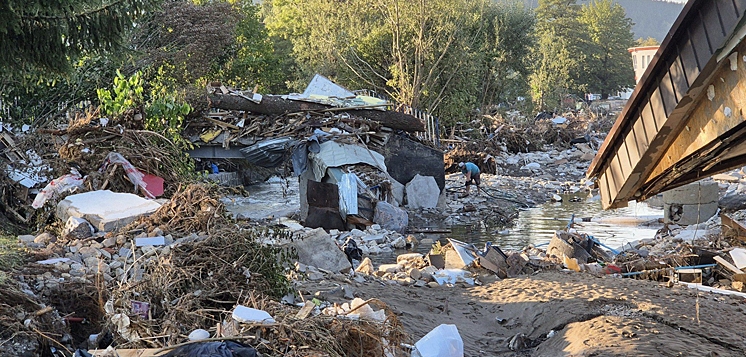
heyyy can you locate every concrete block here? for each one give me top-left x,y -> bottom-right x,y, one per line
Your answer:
289,228 -> 352,273
663,181 -> 719,225
663,181 -> 718,205
57,190 -> 161,232
406,174 -> 440,209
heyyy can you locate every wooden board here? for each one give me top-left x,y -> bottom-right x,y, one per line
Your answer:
91,349 -> 162,357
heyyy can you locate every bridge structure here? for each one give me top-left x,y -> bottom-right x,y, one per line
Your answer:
588,0 -> 746,209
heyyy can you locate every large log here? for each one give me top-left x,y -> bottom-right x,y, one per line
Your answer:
207,93 -> 425,132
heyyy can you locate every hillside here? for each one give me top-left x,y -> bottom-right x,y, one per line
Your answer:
614,0 -> 684,41
520,0 -> 685,42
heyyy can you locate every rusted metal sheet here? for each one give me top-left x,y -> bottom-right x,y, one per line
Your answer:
588,0 -> 746,208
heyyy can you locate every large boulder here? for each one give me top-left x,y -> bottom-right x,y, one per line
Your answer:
290,228 -> 352,273
57,190 -> 161,232
373,201 -> 408,233
405,174 -> 439,209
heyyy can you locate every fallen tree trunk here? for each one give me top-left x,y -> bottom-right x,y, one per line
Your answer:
207,93 -> 425,132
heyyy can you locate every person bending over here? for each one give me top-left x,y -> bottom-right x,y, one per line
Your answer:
458,161 -> 481,197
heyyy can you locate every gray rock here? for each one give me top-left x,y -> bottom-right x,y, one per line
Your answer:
102,237 -> 117,248
405,174 -> 440,209
289,228 -> 352,273
62,217 -> 94,240
118,247 -> 133,259
77,246 -> 100,260
34,233 -> 55,244
18,235 -> 35,243
343,286 -> 355,299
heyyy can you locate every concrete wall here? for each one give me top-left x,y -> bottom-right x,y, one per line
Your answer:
377,134 -> 445,192
662,180 -> 718,225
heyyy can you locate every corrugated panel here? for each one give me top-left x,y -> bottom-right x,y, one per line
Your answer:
633,118 -> 650,154
659,70 -> 679,114
641,102 -> 659,140
679,38 -> 700,84
669,55 -> 690,101
625,129 -> 642,169
690,14 -> 714,66
702,7 -> 726,52
649,89 -> 668,128
716,0 -> 740,35
617,142 -> 633,178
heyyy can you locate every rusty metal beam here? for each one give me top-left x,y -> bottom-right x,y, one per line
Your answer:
588,0 -> 746,208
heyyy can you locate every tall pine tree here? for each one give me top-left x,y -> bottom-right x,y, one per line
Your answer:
0,0 -> 154,72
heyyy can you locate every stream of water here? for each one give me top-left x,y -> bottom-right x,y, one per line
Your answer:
228,179 -> 664,259
448,193 -> 664,251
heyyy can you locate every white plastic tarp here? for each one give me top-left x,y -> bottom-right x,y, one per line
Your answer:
309,141 -> 387,182
411,324 -> 464,357
302,74 -> 355,98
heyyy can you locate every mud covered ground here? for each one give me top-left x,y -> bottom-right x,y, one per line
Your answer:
329,271 -> 746,356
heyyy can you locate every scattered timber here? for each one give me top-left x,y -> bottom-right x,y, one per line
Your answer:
207,92 -> 425,132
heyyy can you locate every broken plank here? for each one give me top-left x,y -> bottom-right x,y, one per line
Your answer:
714,256 -> 745,274
203,117 -> 241,130
721,213 -> 746,241
90,349 -> 162,357
295,301 -> 315,320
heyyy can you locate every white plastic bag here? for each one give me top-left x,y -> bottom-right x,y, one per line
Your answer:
31,170 -> 85,209
411,324 -> 464,357
99,152 -> 153,198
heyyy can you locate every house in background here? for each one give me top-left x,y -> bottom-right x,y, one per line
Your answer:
628,45 -> 660,84
614,45 -> 661,100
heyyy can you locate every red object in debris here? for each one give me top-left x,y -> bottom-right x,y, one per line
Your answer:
142,174 -> 164,197
64,317 -> 85,323
603,265 -> 622,274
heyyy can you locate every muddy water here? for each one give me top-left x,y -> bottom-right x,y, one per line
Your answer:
447,193 -> 664,251
227,179 -> 664,260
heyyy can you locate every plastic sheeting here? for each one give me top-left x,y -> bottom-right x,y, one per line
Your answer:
240,137 -> 294,168
99,152 -> 154,198
411,324 -> 464,357
309,141 -> 387,182
31,169 -> 85,209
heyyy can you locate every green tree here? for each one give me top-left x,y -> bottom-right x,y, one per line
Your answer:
579,0 -> 635,98
636,36 -> 660,47
130,0 -> 284,108
264,0 -> 536,126
530,0 -> 587,111
476,1 -> 535,108
0,0 -> 153,73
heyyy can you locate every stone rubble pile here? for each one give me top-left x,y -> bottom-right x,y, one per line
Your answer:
20,229 -> 208,292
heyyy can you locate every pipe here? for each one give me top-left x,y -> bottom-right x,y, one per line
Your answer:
621,263 -> 717,277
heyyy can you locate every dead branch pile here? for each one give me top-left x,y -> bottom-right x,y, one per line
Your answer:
104,225 -> 406,356
0,271 -> 72,355
54,126 -> 193,197
128,183 -> 225,236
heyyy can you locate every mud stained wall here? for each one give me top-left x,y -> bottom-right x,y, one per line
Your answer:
379,135 -> 445,191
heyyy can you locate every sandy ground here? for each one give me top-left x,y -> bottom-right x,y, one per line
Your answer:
320,271 -> 746,356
